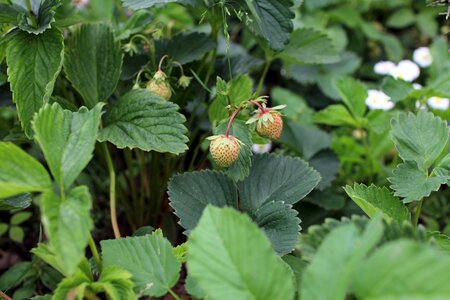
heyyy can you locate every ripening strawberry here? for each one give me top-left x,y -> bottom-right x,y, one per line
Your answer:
146,70 -> 172,100
247,104 -> 286,140
207,135 -> 241,168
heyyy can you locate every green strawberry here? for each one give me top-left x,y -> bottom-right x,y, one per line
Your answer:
207,135 -> 241,168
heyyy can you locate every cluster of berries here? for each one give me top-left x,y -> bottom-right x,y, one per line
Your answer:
208,99 -> 285,168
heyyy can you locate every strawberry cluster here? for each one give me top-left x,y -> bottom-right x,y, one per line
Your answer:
208,97 -> 286,168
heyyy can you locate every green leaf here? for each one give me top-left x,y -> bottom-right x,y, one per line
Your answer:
280,121 -> 331,160
101,229 -> 181,297
343,184 -> 410,222
335,77 -> 367,118
122,0 -> 178,9
244,0 -> 294,51
9,225 -> 24,243
309,150 -> 340,191
353,240 -> 450,299
300,216 -> 383,300
0,3 -> 20,24
0,143 -> 51,198
98,89 -> 188,154
391,111 -> 449,171
10,211 -> 32,225
116,10 -> 153,40
279,28 -> 340,64
271,87 -> 314,125
386,8 -> 416,29
31,243 -> 66,276
168,170 -> 238,232
156,32 -> 215,64
17,0 -> 61,34
381,77 -> 413,103
214,119 -> 253,181
0,223 -> 8,236
41,186 -> 93,276
188,206 -> 295,300
64,23 -> 122,108
6,28 -> 64,136
237,153 -> 321,211
314,105 -> 357,127
91,266 -> 136,300
33,103 -> 103,191
0,193 -> 32,211
251,200 -> 300,256
0,262 -> 32,290
389,161 -> 446,203
52,259 -> 92,300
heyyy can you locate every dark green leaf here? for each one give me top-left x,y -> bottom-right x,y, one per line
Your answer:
335,77 -> 367,118
389,161 -> 446,203
244,0 -> 294,51
156,32 -> 215,64
314,105 -> 357,127
237,153 -> 321,211
0,262 -> 32,290
6,28 -> 64,136
64,23 -> 122,108
122,0 -> 178,9
168,170 -> 238,232
279,28 -> 340,64
17,0 -> 61,34
0,193 -> 32,211
98,89 -> 188,154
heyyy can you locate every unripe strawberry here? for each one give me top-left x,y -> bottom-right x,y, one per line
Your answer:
256,112 -> 283,140
207,135 -> 241,168
247,103 -> 286,141
146,70 -> 172,100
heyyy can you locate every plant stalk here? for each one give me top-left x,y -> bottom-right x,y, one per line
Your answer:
256,58 -> 272,95
168,288 -> 181,300
102,142 -> 121,239
414,198 -> 424,227
0,291 -> 12,300
88,235 -> 102,273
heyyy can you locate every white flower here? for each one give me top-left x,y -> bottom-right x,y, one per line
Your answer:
73,0 -> 89,9
252,143 -> 272,154
374,61 -> 396,75
391,60 -> 420,82
413,83 -> 423,90
427,96 -> 450,110
413,47 -> 433,68
365,90 -> 395,111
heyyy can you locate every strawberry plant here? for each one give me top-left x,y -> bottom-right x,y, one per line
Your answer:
0,0 -> 450,299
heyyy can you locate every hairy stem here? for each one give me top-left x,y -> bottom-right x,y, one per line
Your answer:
0,291 -> 12,300
256,58 -> 272,95
225,107 -> 243,137
102,143 -> 121,239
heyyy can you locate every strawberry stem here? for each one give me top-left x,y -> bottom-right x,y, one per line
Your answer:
248,100 -> 267,114
225,106 -> 243,137
158,54 -> 169,71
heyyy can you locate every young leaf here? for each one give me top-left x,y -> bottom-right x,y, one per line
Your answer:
0,143 -> 51,198
244,0 -> 294,51
91,266 -> 136,300
9,225 -> 24,243
353,240 -> 450,299
168,170 -> 238,232
101,229 -> 181,297
237,153 -> 321,211
335,77 -> 367,118
314,104 -> 358,127
10,211 -> 32,225
214,119 -> 253,181
300,217 -> 383,300
33,103 -> 103,191
391,111 -> 449,171
64,23 -> 122,108
388,161 -> 446,203
41,186 -> 93,276
98,89 -> 189,154
6,28 -> 64,136
188,206 -> 295,300
52,258 -> 92,300
343,183 -> 410,222
279,28 -> 340,64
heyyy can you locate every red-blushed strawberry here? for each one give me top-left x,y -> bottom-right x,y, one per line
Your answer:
146,70 -> 172,100
207,135 -> 242,168
257,112 -> 283,140
247,104 -> 286,140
